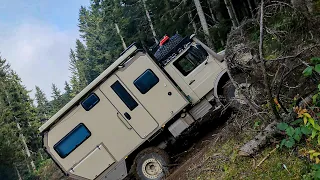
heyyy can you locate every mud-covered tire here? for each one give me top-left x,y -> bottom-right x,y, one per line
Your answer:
131,147 -> 170,180
222,75 -> 265,108
222,80 -> 237,104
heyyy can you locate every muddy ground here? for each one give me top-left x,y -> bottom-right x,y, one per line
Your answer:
165,112 -> 231,180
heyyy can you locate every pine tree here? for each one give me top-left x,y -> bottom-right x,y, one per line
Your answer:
0,57 -> 23,179
0,56 -> 39,179
50,84 -> 63,114
62,81 -> 73,105
34,86 -> 50,122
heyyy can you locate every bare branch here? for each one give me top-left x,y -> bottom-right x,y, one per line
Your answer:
258,0 -> 281,120
268,44 -> 320,61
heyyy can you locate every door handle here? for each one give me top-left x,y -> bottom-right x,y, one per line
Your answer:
116,112 -> 132,129
189,80 -> 195,85
124,112 -> 131,120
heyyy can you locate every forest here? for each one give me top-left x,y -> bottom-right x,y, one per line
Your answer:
0,0 -> 319,179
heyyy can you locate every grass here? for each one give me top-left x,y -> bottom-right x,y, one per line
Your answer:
186,130 -> 310,180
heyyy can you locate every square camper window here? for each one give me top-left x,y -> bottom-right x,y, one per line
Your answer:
173,45 -> 208,76
81,93 -> 100,111
134,69 -> 159,94
54,123 -> 91,158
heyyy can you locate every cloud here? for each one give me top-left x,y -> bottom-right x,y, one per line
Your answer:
0,20 -> 78,99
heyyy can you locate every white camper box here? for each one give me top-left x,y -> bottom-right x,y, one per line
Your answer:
40,45 -> 189,179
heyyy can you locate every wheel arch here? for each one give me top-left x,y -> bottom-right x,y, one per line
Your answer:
213,69 -> 230,99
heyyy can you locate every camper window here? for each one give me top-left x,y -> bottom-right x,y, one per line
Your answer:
54,123 -> 91,158
111,81 -> 138,111
81,93 -> 100,111
173,46 -> 208,76
134,69 -> 159,94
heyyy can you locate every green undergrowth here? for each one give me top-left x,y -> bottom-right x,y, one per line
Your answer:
223,146 -> 308,180
187,131 -> 309,180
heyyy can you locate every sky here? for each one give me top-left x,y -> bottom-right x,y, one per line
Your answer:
0,0 -> 90,99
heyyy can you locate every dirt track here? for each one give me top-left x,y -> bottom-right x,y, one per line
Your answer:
165,113 -> 229,180
122,112 -> 230,180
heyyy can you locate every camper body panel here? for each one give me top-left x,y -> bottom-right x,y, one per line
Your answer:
115,52 -> 189,126
45,89 -> 144,178
99,74 -> 159,139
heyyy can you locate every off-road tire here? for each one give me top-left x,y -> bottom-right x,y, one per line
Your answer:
222,74 -> 251,108
222,80 -> 237,105
131,147 -> 170,180
222,75 -> 264,108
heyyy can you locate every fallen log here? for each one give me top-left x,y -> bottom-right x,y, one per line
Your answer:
239,94 -> 313,156
239,121 -> 278,156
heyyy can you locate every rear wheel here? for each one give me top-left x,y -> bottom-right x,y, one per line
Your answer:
132,147 -> 170,180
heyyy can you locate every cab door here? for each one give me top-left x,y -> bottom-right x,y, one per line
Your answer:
99,75 -> 158,139
170,45 -> 224,99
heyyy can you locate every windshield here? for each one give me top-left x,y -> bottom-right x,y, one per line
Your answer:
173,45 -> 208,76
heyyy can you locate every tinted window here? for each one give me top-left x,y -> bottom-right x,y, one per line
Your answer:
81,93 -> 100,111
111,81 -> 138,111
173,46 -> 208,76
134,69 -> 159,94
54,123 -> 91,158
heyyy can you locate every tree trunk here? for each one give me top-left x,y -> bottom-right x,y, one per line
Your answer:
15,165 -> 22,180
188,12 -> 198,34
291,0 -> 310,14
246,0 -> 254,17
207,0 -> 218,23
218,31 -> 225,46
17,122 -> 36,170
183,0 -> 197,34
114,23 -> 127,50
141,0 -> 159,44
258,0 -> 281,120
213,0 -> 224,22
39,149 -> 44,161
193,0 -> 214,49
224,0 -> 239,28
242,1 -> 250,17
230,0 -> 239,25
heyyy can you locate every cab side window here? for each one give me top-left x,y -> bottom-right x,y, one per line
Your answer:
173,45 -> 208,76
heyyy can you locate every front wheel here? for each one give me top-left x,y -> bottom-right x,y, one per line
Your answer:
132,147 -> 170,180
222,75 -> 263,108
223,80 -> 250,107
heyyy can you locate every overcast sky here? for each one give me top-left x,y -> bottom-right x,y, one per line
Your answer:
0,0 -> 90,99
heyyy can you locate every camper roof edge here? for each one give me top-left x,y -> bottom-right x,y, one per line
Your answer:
39,45 -> 138,133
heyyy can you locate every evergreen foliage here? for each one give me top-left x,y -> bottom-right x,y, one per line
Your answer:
1,0 -> 318,179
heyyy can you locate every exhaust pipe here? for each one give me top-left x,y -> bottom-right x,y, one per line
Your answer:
190,34 -> 225,62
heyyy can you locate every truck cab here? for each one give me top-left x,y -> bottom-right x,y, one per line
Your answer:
154,34 -> 227,105
39,34 -> 233,180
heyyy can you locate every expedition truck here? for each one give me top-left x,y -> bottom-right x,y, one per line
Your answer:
39,34 -> 243,180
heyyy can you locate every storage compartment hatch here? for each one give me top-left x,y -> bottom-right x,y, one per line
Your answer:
70,144 -> 115,179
